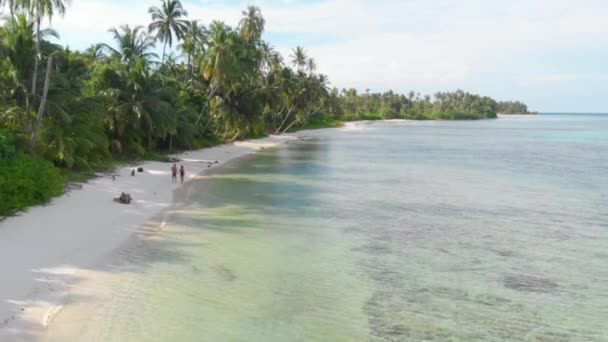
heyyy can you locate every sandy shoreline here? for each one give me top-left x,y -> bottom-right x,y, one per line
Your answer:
0,133 -> 305,341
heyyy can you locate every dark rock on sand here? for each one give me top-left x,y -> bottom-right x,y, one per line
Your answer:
113,192 -> 132,204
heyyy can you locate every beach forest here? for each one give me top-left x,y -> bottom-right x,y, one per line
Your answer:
0,0 -> 533,216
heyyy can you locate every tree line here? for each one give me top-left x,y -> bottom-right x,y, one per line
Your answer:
329,89 -> 504,120
0,0 -> 533,216
496,101 -> 536,114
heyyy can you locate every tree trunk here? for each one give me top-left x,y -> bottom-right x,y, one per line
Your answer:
228,130 -> 241,143
201,114 -> 214,134
281,119 -> 298,134
196,84 -> 217,125
274,107 -> 294,135
161,41 -> 167,65
169,134 -> 173,152
186,52 -> 192,80
29,14 -> 41,112
29,57 -> 52,155
281,104 -> 323,135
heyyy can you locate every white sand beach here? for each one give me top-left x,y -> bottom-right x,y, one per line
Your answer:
0,134 -> 300,341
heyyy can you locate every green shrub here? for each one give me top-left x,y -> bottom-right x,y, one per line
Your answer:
400,111 -> 434,120
0,152 -> 64,217
434,111 -> 483,120
0,131 -> 17,160
288,113 -> 343,132
355,113 -> 384,121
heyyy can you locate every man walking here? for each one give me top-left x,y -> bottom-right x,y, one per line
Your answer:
171,164 -> 178,183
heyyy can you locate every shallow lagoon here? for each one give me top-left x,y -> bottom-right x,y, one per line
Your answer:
44,115 -> 608,341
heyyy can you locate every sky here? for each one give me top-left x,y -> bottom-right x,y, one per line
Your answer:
40,0 -> 608,112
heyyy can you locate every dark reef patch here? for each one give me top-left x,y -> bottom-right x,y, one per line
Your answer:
502,275 -> 558,293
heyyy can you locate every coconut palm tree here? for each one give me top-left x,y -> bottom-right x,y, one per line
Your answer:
290,46 -> 306,73
1,14 -> 57,121
83,43 -> 106,63
238,5 -> 264,42
148,0 -> 188,64
201,23 -> 244,90
196,23 -> 242,127
23,0 -> 69,101
180,20 -> 206,78
306,57 -> 316,76
1,14 -> 36,85
103,25 -> 157,64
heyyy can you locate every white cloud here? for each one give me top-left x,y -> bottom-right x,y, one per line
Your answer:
44,0 -> 608,111
264,0 -> 608,93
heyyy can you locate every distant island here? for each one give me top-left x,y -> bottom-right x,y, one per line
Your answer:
325,89 -> 534,122
496,101 -> 538,115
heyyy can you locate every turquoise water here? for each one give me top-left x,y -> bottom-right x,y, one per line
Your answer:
43,115 -> 608,341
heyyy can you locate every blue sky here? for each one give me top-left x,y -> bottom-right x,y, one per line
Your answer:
46,0 -> 608,112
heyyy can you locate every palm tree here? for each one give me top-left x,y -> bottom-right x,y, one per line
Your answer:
83,43 -> 106,62
196,23 -> 245,128
306,57 -> 316,75
24,0 -> 69,102
238,5 -> 264,42
1,14 -> 36,84
180,20 -> 206,78
290,46 -> 306,73
1,14 -> 58,120
201,23 -> 243,89
148,0 -> 188,64
104,25 -> 157,64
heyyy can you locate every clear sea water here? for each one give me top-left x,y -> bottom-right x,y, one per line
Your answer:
43,114 -> 608,341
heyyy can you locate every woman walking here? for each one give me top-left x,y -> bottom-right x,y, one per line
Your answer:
179,165 -> 186,184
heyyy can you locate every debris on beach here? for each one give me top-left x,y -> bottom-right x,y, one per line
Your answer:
213,265 -> 236,282
113,192 -> 132,205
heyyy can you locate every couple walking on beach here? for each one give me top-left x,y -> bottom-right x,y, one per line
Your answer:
171,164 -> 185,184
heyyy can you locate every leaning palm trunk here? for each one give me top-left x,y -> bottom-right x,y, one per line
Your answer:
29,57 -> 52,154
196,84 -> 218,125
196,84 -> 219,136
281,103 -> 324,135
200,114 -> 214,135
274,107 -> 294,134
228,130 -> 241,142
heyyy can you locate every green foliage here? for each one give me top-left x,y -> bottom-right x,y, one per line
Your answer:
497,100 -> 536,114
329,89 -> 502,121
0,130 -> 17,159
400,110 -> 434,120
142,150 -> 170,162
287,113 -> 343,132
0,150 -> 64,216
433,111 -> 483,120
353,113 -> 384,121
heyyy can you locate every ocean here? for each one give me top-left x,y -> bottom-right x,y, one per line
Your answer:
42,114 -> 608,341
